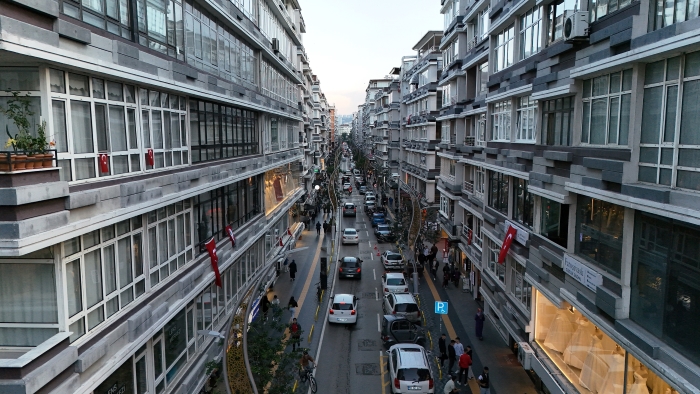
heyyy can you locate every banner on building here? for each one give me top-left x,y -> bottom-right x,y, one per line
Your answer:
273,177 -> 284,202
498,226 -> 518,264
467,228 -> 473,245
225,225 -> 236,248
99,154 -> 109,173
146,148 -> 154,166
204,238 -> 222,287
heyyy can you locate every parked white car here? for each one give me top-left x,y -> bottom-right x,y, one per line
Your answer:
342,228 -> 359,245
382,272 -> 409,295
328,294 -> 358,324
387,344 -> 434,393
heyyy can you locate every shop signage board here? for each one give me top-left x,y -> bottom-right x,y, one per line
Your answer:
563,254 -> 603,291
505,220 -> 529,245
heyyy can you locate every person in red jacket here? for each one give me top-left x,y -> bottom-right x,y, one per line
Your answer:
458,351 -> 472,385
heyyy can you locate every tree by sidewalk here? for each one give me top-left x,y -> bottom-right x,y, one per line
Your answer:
246,307 -> 302,394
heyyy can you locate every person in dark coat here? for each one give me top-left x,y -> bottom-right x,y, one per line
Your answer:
261,295 -> 270,320
475,308 -> 486,340
438,333 -> 448,367
430,243 -> 439,257
289,260 -> 297,281
447,340 -> 457,372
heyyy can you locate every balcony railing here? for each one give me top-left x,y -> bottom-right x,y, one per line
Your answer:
462,223 -> 482,250
463,180 -> 474,194
464,136 -> 476,146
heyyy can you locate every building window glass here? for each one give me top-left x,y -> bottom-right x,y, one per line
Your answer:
486,237 -> 506,283
475,113 -> 487,147
440,196 -> 451,217
513,179 -> 534,229
473,217 -> 484,250
639,53 -> 700,191
650,0 -> 699,30
147,201 -> 193,287
141,88 -> 188,168
189,99 -> 259,163
477,62 -> 489,97
575,195 -> 625,277
193,176 -> 261,250
261,60 -> 298,106
540,197 -> 569,248
581,69 -> 632,146
548,0 -> 577,44
494,24 -> 515,72
516,96 -> 537,142
62,218 -> 145,342
510,261 -> 531,310
520,6 -> 542,60
258,1 -> 294,60
136,0 -> 185,58
491,100 -> 512,141
590,0 -> 635,21
231,0 -> 257,23
476,8 -> 490,42
488,171 -> 509,215
60,0 -> 131,40
473,165 -> 486,199
542,96 -> 574,146
631,212 -> 700,365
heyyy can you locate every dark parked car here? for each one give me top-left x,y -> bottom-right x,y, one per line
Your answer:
381,315 -> 426,349
338,256 -> 362,279
371,212 -> 386,227
374,224 -> 396,243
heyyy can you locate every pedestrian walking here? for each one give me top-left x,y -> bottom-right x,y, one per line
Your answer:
431,260 -> 439,280
466,345 -> 475,380
438,334 -> 448,367
447,340 -> 457,373
261,295 -> 270,321
454,337 -> 464,359
315,221 -> 322,235
288,296 -> 298,316
289,318 -> 302,351
443,270 -> 450,289
475,308 -> 486,340
477,367 -> 490,394
430,243 -> 439,257
283,257 -> 289,272
289,260 -> 297,281
444,374 -> 459,393
458,351 -> 472,385
271,295 -> 281,320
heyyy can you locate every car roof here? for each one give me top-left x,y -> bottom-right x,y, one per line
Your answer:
373,213 -> 385,217
333,294 -> 354,303
392,293 -> 416,303
343,228 -> 357,233
385,272 -> 405,279
395,346 -> 428,368
340,256 -> 360,262
344,203 -> 355,206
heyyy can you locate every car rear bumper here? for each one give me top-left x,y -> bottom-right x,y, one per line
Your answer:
328,315 -> 357,324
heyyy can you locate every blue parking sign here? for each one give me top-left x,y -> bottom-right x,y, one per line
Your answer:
435,301 -> 448,315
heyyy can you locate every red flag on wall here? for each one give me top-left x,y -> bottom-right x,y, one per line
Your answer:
204,238 -> 222,287
99,154 -> 109,173
498,226 -> 518,264
146,149 -> 154,167
279,237 -> 284,247
287,227 -> 292,236
467,229 -> 473,245
225,225 -> 236,247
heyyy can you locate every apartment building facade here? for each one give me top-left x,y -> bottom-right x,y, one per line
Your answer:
0,1 -> 329,393
368,71 -> 401,172
433,0 -> 700,392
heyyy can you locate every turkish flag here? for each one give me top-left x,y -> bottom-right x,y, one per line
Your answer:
287,227 -> 292,236
279,237 -> 284,247
498,226 -> 518,264
99,154 -> 109,173
225,225 -> 236,247
146,149 -> 154,166
467,229 -> 473,245
204,238 -> 222,287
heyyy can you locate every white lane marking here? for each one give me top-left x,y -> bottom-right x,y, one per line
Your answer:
368,241 -> 372,247
366,231 -> 369,236
373,269 -> 376,280
375,287 -> 378,300
371,253 -> 374,260
377,314 -> 381,332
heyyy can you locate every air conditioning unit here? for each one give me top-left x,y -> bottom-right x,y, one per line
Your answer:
518,342 -> 535,370
271,38 -> 280,53
564,11 -> 589,41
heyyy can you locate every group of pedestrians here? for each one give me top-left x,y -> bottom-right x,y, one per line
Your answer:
438,333 -> 491,394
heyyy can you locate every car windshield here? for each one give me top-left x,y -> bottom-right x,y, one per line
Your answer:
344,229 -> 357,235
373,214 -> 385,220
342,260 -> 359,268
333,303 -> 353,310
387,253 -> 401,260
344,204 -> 354,209
386,278 -> 405,285
396,303 -> 419,313
377,225 -> 390,231
397,367 -> 430,382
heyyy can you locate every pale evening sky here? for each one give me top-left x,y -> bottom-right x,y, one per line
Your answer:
299,0 -> 444,116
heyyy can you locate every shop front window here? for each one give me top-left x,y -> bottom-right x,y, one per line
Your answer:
630,212 -> 700,365
575,195 -> 624,277
535,292 -> 675,394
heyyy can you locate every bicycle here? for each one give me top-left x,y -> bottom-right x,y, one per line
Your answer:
299,365 -> 317,393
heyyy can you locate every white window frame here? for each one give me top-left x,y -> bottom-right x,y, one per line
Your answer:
475,113 -> 487,147
494,24 -> 515,73
146,201 -> 194,288
473,165 -> 486,199
476,62 -> 489,97
520,6 -> 542,60
516,96 -> 537,142
581,69 -> 632,146
491,100 -> 512,141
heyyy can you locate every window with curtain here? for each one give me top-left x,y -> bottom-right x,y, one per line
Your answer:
581,69 -> 632,146
147,200 -> 193,287
60,0 -> 131,39
575,195 -> 625,277
488,171 -> 509,215
520,6 -> 542,60
649,0 -> 699,30
494,24 -> 515,72
541,96 -> 574,146
62,217 -> 144,342
491,100 -> 512,141
639,52 -> 700,191
516,96 -> 537,142
0,263 -> 58,346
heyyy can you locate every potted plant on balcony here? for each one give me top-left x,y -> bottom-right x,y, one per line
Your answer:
1,91 -> 50,170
